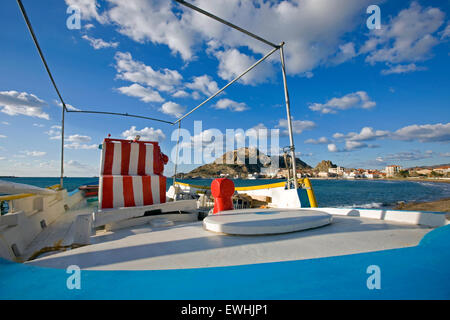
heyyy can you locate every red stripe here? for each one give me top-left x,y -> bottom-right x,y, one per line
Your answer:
142,176 -> 153,205
101,176 -> 114,209
122,176 -> 135,207
121,142 -> 131,175
138,143 -> 146,175
103,142 -> 114,175
159,175 -> 166,204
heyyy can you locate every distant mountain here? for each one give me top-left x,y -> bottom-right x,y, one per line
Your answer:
314,160 -> 337,172
213,147 -> 271,166
271,155 -> 312,170
178,147 -> 311,178
407,163 -> 450,170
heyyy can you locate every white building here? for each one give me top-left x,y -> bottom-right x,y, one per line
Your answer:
433,166 -> 450,174
386,165 -> 402,177
363,171 -> 379,179
318,171 -> 329,178
328,166 -> 344,176
260,167 -> 281,178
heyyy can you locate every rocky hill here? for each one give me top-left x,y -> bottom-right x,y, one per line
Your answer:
314,160 -> 337,172
177,147 -> 311,179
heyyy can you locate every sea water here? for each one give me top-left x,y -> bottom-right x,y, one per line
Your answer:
1,177 -> 449,208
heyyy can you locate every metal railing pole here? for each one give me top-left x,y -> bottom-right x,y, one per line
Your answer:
66,109 -> 174,125
279,43 -> 298,189
174,0 -> 278,49
175,46 -> 279,123
60,108 -> 65,188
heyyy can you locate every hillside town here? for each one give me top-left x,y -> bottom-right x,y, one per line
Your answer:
177,147 -> 450,181
258,162 -> 450,180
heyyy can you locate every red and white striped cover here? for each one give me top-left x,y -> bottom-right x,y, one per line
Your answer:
98,138 -> 168,210
99,175 -> 166,209
100,139 -> 165,176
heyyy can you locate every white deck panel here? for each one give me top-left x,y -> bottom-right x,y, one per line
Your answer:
27,215 -> 432,270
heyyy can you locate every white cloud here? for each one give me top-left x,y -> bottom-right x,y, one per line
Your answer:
381,63 -> 427,75
327,140 -> 378,152
276,118 -> 316,136
309,91 -> 375,114
117,84 -> 164,103
247,123 -> 270,139
65,159 -> 91,170
52,134 -> 99,149
191,91 -> 201,100
114,52 -> 183,93
23,150 -> 46,157
65,0 -> 107,22
79,0 -> 379,76
393,123 -> 450,143
106,0 -> 196,60
0,90 -> 49,119
213,48 -> 274,85
160,101 -> 186,118
330,42 -> 357,65
376,150 -> 435,163
3,158 -> 98,177
327,144 -> 338,153
65,0 -> 449,91
183,0 -> 377,74
185,75 -> 219,97
361,2 -> 446,73
441,23 -> 450,40
45,129 -> 97,149
213,98 -> 248,112
172,90 -> 190,98
55,100 -> 80,111
324,123 -> 450,153
66,134 -> 92,143
45,125 -> 62,139
296,152 -> 313,157
0,135 -> 6,138
64,143 -> 98,150
345,140 -> 369,151
305,137 -> 330,144
2,121 -> 9,125
33,123 -> 45,128
335,127 -> 390,142
82,34 -> 119,49
121,126 -> 166,142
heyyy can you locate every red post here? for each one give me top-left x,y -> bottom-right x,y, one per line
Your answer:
211,178 -> 235,214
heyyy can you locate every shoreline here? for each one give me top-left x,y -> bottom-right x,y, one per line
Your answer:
393,197 -> 450,213
308,177 -> 450,184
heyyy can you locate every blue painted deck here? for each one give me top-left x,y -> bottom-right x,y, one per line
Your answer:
1,224 -> 449,300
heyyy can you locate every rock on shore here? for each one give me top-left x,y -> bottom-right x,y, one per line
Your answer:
394,197 -> 450,214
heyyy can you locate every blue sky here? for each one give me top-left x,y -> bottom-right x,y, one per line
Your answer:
0,0 -> 449,177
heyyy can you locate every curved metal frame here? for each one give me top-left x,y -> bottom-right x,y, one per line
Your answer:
16,0 -> 300,189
